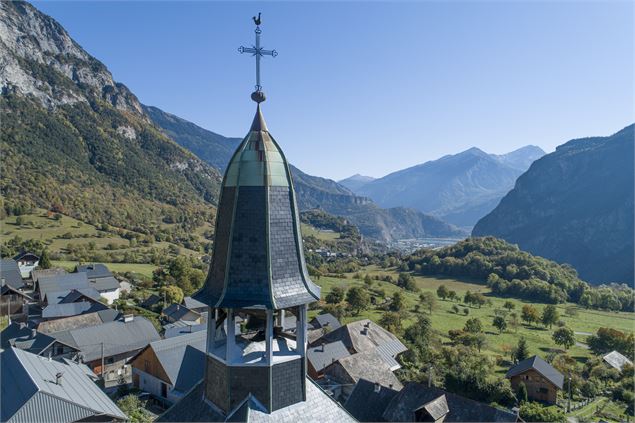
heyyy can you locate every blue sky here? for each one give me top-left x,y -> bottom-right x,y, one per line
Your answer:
35,1 -> 633,180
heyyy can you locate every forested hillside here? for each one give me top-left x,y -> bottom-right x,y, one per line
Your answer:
473,125 -> 634,285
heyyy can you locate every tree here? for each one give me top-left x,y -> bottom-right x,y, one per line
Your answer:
513,337 -> 529,362
519,402 -> 565,423
503,301 -> 515,311
517,381 -> 528,403
325,286 -> 345,304
380,311 -> 402,333
448,290 -> 457,302
587,327 -> 634,356
436,285 -> 449,301
363,274 -> 373,288
463,307 -> 469,316
390,291 -> 404,311
117,395 -> 152,423
346,287 -> 370,315
464,318 -> 483,334
509,312 -> 520,333
493,316 -> 507,334
39,249 -> 51,269
552,327 -> 575,350
163,285 -> 184,305
541,305 -> 559,329
472,292 -> 487,308
464,291 -> 473,306
451,304 -> 460,314
398,273 -> 417,291
404,315 -> 431,350
521,305 -> 539,326
419,291 -> 437,314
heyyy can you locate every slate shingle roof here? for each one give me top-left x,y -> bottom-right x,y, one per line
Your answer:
163,321 -> 207,339
183,296 -> 207,311
193,105 -> 320,310
156,376 -> 356,422
37,309 -> 120,333
309,313 -> 341,330
1,347 -> 127,423
41,300 -> 109,319
1,259 -> 24,290
0,281 -> 32,300
505,355 -> 564,389
344,378 -> 400,422
49,316 -> 160,362
325,350 -> 403,390
38,273 -> 89,303
75,263 -> 112,279
307,340 -> 351,373
1,323 -> 72,356
382,383 -> 517,422
163,303 -> 201,322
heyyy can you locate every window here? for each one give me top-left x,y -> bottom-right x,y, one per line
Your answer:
144,360 -> 151,372
539,388 -> 549,394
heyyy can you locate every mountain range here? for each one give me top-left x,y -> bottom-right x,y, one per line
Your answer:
349,145 -> 545,228
0,0 -> 462,244
143,106 -> 466,241
338,174 -> 376,192
473,125 -> 634,285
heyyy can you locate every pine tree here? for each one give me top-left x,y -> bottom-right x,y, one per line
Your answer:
39,249 -> 51,269
517,382 -> 528,403
514,337 -> 529,362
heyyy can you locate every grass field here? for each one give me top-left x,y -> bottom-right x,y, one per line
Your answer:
313,267 -> 635,374
52,261 -> 158,278
300,223 -> 341,241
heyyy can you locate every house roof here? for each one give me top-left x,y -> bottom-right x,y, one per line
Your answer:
50,316 -> 160,362
325,350 -> 403,390
307,340 -> 351,373
163,303 -> 201,322
309,313 -> 341,330
31,268 -> 67,283
37,309 -> 120,333
415,394 -> 449,421
42,301 -> 109,320
38,273 -> 89,303
1,347 -> 127,422
1,323 -> 71,356
382,383 -> 517,422
505,355 -> 564,389
1,281 -> 32,300
75,263 -> 112,279
163,321 -> 207,339
344,378 -> 400,422
603,351 -> 633,371
183,296 -> 207,310
58,287 -> 101,303
314,319 -> 407,368
143,331 -> 207,392
140,294 -> 161,308
156,376 -> 355,422
90,276 -> 120,292
1,259 -> 25,290
13,252 -> 39,261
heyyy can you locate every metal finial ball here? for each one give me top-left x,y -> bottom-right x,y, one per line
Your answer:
251,90 -> 266,103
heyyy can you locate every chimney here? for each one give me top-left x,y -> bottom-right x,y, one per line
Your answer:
55,372 -> 63,385
389,384 -> 393,389
374,382 -> 381,393
321,342 -> 326,352
31,328 -> 37,338
124,314 -> 134,323
362,327 -> 368,335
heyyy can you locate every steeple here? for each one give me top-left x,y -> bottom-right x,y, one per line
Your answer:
188,14 -> 320,416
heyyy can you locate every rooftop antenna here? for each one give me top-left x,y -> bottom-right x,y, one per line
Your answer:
238,12 -> 277,103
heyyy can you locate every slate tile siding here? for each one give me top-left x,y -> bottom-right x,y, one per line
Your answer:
205,355 -> 230,412
271,358 -> 304,411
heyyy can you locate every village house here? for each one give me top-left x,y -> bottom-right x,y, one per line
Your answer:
76,263 -> 121,304
1,322 -> 80,360
130,330 -> 206,405
37,308 -> 121,334
48,315 -> 161,389
162,303 -> 202,324
375,382 -> 518,422
41,288 -> 110,321
183,296 -> 208,314
309,313 -> 342,331
306,340 -> 351,379
505,355 -> 564,404
1,347 -> 127,422
323,350 -> 403,402
1,280 -> 32,317
1,258 -> 25,290
13,252 -> 39,278
312,319 -> 407,371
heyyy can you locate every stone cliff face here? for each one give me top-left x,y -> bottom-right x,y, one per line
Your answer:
473,125 -> 634,285
0,1 -> 142,114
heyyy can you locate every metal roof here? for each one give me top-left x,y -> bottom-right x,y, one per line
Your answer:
38,273 -> 89,303
58,287 -> 101,303
145,331 -> 207,391
603,350 -> 633,371
50,316 -> 160,362
306,340 -> 351,373
89,276 -> 120,292
1,347 -> 127,422
193,105 -> 320,310
1,259 -> 25,290
183,296 -> 207,310
505,355 -> 564,389
42,301 -> 109,319
37,309 -> 120,334
1,323 -> 63,355
75,263 -> 112,279
163,321 -> 207,339
162,304 -> 201,322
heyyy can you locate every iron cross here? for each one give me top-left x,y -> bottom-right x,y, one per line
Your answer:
238,13 -> 277,92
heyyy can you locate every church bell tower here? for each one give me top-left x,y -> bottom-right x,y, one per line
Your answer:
192,16 -> 320,414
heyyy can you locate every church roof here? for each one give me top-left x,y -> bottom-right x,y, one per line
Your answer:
156,376 -> 355,422
194,105 -> 320,310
